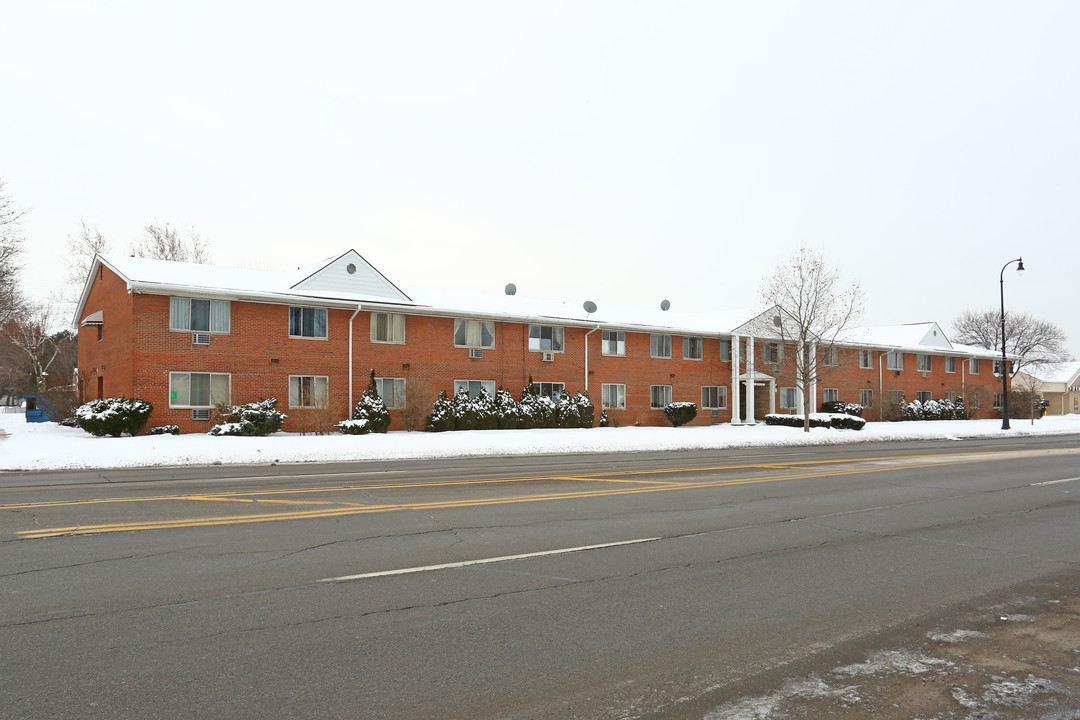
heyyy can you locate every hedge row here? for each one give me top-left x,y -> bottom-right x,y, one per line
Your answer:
764,413 -> 866,430
427,383 -> 595,432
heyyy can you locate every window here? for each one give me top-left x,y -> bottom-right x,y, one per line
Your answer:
683,336 -> 703,360
946,357 -> 957,373
859,388 -> 873,408
967,392 -> 981,409
602,330 -> 625,356
823,388 -> 839,404
763,343 -> 781,365
375,377 -> 406,409
170,297 -> 230,333
601,383 -> 626,409
886,351 -> 904,371
719,340 -> 731,362
917,354 -> 932,372
289,307 -> 328,338
993,392 -> 1004,409
453,379 -> 496,398
859,350 -> 873,369
887,389 -> 905,406
823,346 -> 839,367
370,313 -> 405,344
169,372 -> 230,408
650,385 -> 672,409
528,325 -> 564,353
453,319 -> 495,349
945,391 -> 957,402
651,334 -> 672,358
289,375 -> 328,408
916,391 -> 932,404
701,386 -> 728,409
779,387 -> 798,410
970,358 -> 980,374
532,382 -> 564,400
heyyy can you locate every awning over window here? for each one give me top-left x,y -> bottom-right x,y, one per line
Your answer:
81,310 -> 104,326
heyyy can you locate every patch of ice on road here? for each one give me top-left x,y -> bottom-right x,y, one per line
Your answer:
927,629 -> 989,643
832,649 -> 952,677
703,677 -> 861,719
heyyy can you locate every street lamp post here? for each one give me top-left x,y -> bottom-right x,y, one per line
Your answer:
999,257 -> 1025,430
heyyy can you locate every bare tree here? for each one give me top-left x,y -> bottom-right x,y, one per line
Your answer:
0,179 -> 27,327
132,221 -> 210,263
952,310 -> 1071,375
758,247 -> 864,432
64,221 -> 111,300
3,302 -> 72,393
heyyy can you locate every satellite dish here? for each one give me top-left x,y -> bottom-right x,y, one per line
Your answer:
660,299 -> 671,311
583,300 -> 597,314
505,283 -> 517,296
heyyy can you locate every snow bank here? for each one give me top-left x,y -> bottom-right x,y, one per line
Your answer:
2,414 -> 1080,472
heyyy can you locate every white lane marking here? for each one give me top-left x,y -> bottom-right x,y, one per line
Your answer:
1031,477 -> 1080,486
320,537 -> 661,582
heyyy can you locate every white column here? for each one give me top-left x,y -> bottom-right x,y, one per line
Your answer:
731,334 -> 741,424
746,336 -> 756,424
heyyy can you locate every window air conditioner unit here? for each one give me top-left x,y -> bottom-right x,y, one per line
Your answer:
922,372 -> 930,378
192,409 -> 210,420
192,333 -> 211,345
541,351 -> 555,362
469,348 -> 483,359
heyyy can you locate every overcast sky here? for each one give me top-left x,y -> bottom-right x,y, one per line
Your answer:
5,1 -> 1077,356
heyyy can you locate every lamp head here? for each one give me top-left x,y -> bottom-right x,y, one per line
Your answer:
1016,258 -> 1025,275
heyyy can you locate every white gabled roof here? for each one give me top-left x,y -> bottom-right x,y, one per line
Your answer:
74,250 -> 994,352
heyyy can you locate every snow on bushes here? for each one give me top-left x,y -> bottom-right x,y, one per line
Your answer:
819,401 -> 864,417
75,397 -> 153,437
424,383 -> 595,432
348,370 -> 391,434
210,398 -> 286,436
425,391 -> 455,432
147,425 -> 179,436
765,413 -> 866,430
664,401 -> 697,427
902,398 -> 968,421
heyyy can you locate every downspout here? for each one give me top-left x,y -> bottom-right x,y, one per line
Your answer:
879,351 -> 889,421
584,325 -> 600,397
348,305 -> 362,413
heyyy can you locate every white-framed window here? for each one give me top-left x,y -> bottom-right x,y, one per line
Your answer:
779,387 -> 798,410
993,392 -> 1004,409
289,307 -> 328,339
888,389 -> 905,406
763,342 -> 782,365
602,330 -> 625,356
945,391 -> 957,402
375,377 -> 406,409
601,383 -> 626,409
859,388 -> 873,407
917,354 -> 932,372
945,357 -> 957,373
967,392 -> 981,409
860,350 -> 873,369
532,381 -> 565,400
289,375 -> 329,408
170,297 -> 230,333
454,379 -> 496,397
823,388 -> 839,404
719,339 -> 731,362
823,346 -> 839,367
651,334 -> 672,359
701,386 -> 728,409
969,358 -> 980,374
886,351 -> 904,371
683,337 -> 703,360
370,312 -> 405,344
528,325 -> 564,353
650,385 -> 672,409
169,372 -> 230,409
453,319 -> 495,349
916,391 -> 932,404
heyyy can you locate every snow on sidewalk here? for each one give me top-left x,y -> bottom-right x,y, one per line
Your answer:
2,414 -> 1079,472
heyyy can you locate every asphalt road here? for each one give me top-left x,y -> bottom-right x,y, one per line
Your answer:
2,436 -> 1079,719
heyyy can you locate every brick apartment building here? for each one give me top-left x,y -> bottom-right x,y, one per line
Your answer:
75,250 -> 1005,434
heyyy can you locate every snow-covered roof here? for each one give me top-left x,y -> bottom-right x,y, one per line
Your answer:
1024,361 -> 1080,385
74,251 -> 999,354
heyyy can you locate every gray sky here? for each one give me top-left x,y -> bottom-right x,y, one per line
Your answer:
5,1 -> 1077,357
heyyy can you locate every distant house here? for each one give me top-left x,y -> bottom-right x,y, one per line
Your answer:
73,250 -> 1005,433
1016,362 -> 1080,416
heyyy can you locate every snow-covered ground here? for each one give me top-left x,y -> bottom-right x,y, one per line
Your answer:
3,413 -> 1080,472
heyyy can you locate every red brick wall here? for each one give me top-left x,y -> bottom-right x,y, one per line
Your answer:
80,267 -> 1003,433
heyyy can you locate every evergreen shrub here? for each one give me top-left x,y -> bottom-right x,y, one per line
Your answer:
210,398 -> 286,436
664,401 -> 698,427
75,398 -> 153,437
